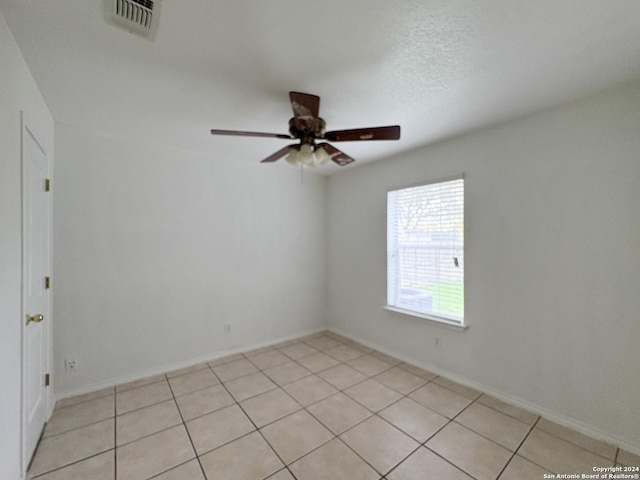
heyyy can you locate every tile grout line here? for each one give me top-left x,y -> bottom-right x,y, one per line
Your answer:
39,415 -> 115,442
29,450 -> 116,480
110,401 -> 187,448
244,336 -> 384,477
27,399 -> 117,478
474,394 -> 539,425
51,388 -> 114,411
311,338 -> 467,478
493,419 -> 539,479
336,434 -> 405,478
243,345 -> 323,480
211,361 -> 301,480
309,359 -> 505,480
503,416 -> 552,476
532,421 -> 618,463
253,338 -> 438,477
383,442 -> 452,480
166,370 -> 209,480
287,354 -> 427,477
445,394 -> 533,452
414,385 -> 511,480
39,392 -> 116,440
414,398 -> 481,480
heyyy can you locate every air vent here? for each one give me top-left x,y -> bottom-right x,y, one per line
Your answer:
106,0 -> 162,39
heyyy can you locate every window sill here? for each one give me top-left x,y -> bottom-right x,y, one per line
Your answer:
384,306 -> 468,331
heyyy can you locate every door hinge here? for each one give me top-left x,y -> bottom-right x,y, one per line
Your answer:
45,178 -> 51,192
45,373 -> 50,387
45,276 -> 50,289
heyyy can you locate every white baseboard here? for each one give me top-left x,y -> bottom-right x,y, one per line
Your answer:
327,326 -> 640,457
54,326 -> 326,403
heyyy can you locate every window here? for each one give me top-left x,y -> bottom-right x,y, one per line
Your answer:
387,177 -> 464,326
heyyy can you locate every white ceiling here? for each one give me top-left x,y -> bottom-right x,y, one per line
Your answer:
2,0 -> 640,174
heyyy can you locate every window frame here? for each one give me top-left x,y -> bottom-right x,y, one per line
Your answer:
385,175 -> 466,329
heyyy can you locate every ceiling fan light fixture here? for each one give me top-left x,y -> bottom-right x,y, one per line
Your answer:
313,146 -> 331,166
299,143 -> 314,167
286,143 -> 332,168
285,148 -> 299,166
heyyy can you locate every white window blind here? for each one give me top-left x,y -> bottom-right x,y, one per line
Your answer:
387,178 -> 464,324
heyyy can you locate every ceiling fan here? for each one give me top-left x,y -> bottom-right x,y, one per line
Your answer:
210,92 -> 401,168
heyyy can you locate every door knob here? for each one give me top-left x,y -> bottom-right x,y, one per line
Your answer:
26,314 -> 44,325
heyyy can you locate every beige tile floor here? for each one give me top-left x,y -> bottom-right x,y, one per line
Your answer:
28,331 -> 639,480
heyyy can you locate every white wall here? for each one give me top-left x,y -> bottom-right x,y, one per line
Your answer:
0,13 -> 54,480
327,81 -> 640,452
53,123 -> 327,395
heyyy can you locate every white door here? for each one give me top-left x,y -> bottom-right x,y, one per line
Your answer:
22,121 -> 50,468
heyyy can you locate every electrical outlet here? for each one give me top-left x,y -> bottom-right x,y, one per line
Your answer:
224,323 -> 231,334
65,358 -> 78,371
434,337 -> 442,348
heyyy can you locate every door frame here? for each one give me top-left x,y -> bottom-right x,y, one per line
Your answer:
21,112 -> 53,475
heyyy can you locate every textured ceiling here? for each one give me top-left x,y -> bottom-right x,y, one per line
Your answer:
2,0 -> 640,174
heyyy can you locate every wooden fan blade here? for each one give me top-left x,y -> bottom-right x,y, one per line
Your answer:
324,125 -> 400,142
261,144 -> 298,163
316,143 -> 355,166
211,129 -> 292,139
289,92 -> 320,119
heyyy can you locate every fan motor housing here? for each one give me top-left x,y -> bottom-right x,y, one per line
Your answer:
289,116 -> 326,140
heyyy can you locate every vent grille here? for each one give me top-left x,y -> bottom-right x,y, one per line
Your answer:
107,0 -> 161,39
131,0 -> 153,8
